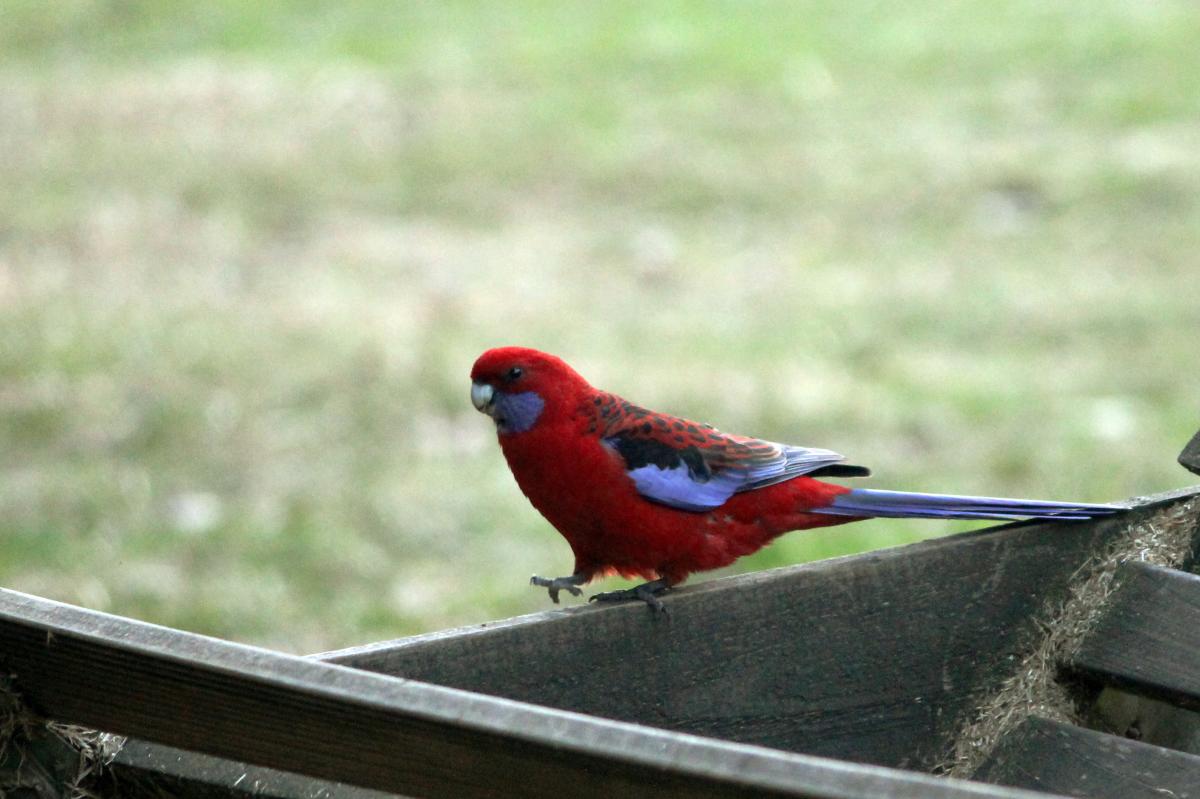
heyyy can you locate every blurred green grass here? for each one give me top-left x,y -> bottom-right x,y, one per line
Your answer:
1,1 -> 1197,652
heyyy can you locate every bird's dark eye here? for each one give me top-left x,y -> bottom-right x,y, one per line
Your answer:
506,366 -> 523,382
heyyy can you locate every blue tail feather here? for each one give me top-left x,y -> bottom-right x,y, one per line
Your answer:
812,488 -> 1119,521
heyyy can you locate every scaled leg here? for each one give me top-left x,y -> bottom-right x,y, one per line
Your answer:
589,579 -> 671,613
530,572 -> 587,604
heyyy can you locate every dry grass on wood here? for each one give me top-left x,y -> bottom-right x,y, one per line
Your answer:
938,497 -> 1200,777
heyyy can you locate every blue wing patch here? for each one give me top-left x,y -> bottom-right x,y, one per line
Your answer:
623,463 -> 744,511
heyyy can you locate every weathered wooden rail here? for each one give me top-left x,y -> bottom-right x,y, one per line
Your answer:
0,583 -> 1045,799
2,435 -> 1199,798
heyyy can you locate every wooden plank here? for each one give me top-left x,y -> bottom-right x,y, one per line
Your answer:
0,588 -> 1044,799
1072,561 -> 1200,709
974,716 -> 1200,798
1181,429 -> 1200,476
319,488 -> 1198,771
104,741 -> 397,799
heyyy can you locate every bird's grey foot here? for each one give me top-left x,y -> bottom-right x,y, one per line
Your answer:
530,573 -> 586,604
589,579 -> 671,613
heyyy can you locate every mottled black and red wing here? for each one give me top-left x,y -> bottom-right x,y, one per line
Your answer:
587,392 -> 868,512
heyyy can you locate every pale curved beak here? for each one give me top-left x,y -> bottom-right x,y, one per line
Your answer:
471,381 -> 495,414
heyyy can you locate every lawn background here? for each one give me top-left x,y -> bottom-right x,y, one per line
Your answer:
1,1 -> 1197,653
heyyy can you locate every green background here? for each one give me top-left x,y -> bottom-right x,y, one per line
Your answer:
1,1 -> 1197,653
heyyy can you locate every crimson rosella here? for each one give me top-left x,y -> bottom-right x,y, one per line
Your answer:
470,346 -> 1119,611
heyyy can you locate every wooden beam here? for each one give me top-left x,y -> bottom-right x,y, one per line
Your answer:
320,488 -> 1199,770
974,716 -> 1200,797
105,740 -> 394,799
1181,429 -> 1200,476
0,588 -> 1044,799
1073,561 -> 1200,709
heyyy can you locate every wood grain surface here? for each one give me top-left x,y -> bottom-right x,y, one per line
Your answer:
1073,561 -> 1200,709
0,587 -> 1048,799
975,716 -> 1200,798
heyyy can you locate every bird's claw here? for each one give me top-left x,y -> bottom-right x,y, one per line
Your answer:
589,579 -> 670,614
530,574 -> 584,604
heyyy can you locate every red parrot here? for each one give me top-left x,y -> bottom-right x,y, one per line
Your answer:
470,346 -> 1118,611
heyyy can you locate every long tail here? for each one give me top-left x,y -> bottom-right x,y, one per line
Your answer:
811,488 -> 1120,521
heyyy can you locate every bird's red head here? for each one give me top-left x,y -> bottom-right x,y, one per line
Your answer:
470,347 -> 591,434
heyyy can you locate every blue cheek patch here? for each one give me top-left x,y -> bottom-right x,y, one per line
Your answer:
495,391 -> 545,434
